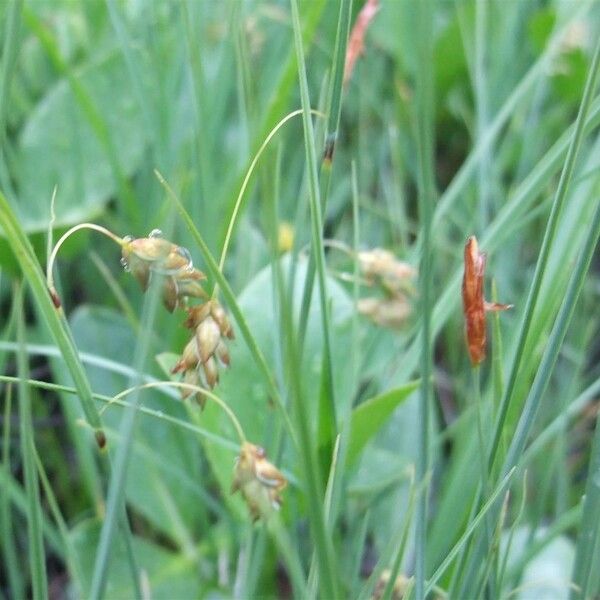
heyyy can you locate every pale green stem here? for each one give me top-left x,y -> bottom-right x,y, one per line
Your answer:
101,381 -> 246,444
46,223 -> 124,298
214,108 -> 324,298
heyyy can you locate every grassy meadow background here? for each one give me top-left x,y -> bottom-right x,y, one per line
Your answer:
1,0 -> 600,598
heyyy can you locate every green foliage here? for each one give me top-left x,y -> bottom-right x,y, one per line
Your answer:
1,1 -> 600,598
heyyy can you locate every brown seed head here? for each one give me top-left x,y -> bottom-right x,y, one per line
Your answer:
121,234 -> 206,312
462,236 -> 511,365
232,442 -> 287,521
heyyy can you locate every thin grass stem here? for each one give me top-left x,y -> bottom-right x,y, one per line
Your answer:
103,381 -> 246,444
215,108 -> 323,294
16,283 -> 48,600
414,1 -> 435,597
1,384 -> 24,600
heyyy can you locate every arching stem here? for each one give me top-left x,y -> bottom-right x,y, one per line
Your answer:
46,223 -> 125,304
101,380 -> 247,444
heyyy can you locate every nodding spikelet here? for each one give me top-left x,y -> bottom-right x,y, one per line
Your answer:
120,230 -> 234,399
231,442 -> 287,521
120,230 -> 207,312
171,299 -> 234,400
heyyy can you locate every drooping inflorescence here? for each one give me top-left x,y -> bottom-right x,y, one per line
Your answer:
47,223 -> 286,518
121,229 -> 234,396
120,229 -> 207,312
231,442 -> 287,521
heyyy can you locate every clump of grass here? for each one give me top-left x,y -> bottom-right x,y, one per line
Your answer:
1,2 -> 600,599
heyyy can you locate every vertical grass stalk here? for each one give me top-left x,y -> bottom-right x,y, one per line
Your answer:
414,1 -> 436,597
16,283 -> 48,600
290,0 -> 338,452
88,275 -> 164,599
1,384 -> 25,600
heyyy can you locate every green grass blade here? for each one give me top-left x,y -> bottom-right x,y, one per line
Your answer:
297,0 -> 352,350
487,35 -> 600,476
16,283 -> 48,600
414,1 -> 436,598
279,253 -> 340,599
1,384 -> 25,600
571,418 -> 600,599
88,279 -> 163,599
290,0 -> 338,459
0,191 -> 106,447
503,177 -> 600,468
424,468 -> 516,595
0,0 -> 22,197
432,2 -> 591,228
458,47 -> 600,589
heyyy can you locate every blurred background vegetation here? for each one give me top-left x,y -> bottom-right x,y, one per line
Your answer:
1,0 -> 600,598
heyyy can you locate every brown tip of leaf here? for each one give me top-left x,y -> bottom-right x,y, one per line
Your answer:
95,430 -> 107,449
171,361 -> 184,374
323,134 -> 336,164
50,288 -> 62,308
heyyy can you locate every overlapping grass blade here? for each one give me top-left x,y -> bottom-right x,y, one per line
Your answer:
1,384 -> 25,600
290,0 -> 338,464
413,1 -> 436,597
0,192 -> 105,453
155,169 -> 298,449
16,283 -> 48,600
454,34 -> 600,598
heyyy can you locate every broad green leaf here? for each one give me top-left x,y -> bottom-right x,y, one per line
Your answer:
12,52 -> 147,233
347,381 -> 420,466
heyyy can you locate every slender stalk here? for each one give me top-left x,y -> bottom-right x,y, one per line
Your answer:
475,0 -> 490,228
297,0 -> 352,351
414,1 -> 435,597
46,222 -> 125,301
1,385 -> 24,600
424,469 -> 516,595
88,275 -> 164,599
103,381 -> 246,444
0,374 -> 239,453
279,264 -> 339,599
0,192 -> 106,448
472,366 -> 498,597
16,283 -> 48,600
290,0 -> 338,451
215,108 -> 323,295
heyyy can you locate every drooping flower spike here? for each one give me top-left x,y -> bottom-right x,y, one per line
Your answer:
462,236 -> 512,365
231,442 -> 287,521
120,229 -> 208,312
48,224 -> 234,395
171,299 -> 235,399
